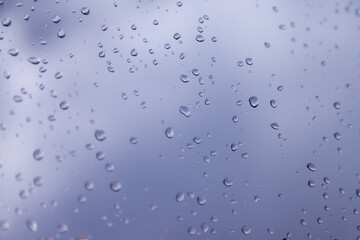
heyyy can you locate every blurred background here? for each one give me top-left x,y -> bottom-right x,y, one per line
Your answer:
0,0 -> 360,239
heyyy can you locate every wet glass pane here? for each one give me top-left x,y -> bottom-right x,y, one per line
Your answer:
0,0 -> 360,239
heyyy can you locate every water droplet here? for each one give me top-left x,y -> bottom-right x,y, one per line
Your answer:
248,96 -> 259,108
192,69 -> 200,76
180,74 -> 189,83
0,220 -> 10,231
195,34 -> 205,42
110,181 -> 122,192
27,57 -> 40,65
270,122 -> 280,130
52,15 -> 61,23
33,176 -> 43,187
2,17 -> 11,27
59,101 -> 69,110
308,180 -> 316,187
95,129 -> 107,141
245,58 -> 253,65
96,151 -> 106,160
307,163 -> 316,172
8,48 -> 19,56
357,189 -> 360,197
173,33 -> 181,40
230,143 -> 238,151
300,219 -> 306,226
223,177 -> 233,187
81,7 -> 90,15
264,42 -> 271,48
84,181 -> 94,191
26,219 -> 38,232
188,227 -> 196,235
57,29 -> 65,38
179,106 -> 191,117
241,225 -> 251,235
129,136 -> 139,145
237,61 -> 244,67
33,149 -> 44,161
165,127 -> 174,138
105,163 -> 115,172
317,217 -> 323,224
176,192 -> 185,203
270,99 -> 277,108
13,95 -> 23,103
130,49 -> 138,56
334,132 -> 341,140
57,223 -> 68,233
333,102 -> 341,109
197,195 -> 206,205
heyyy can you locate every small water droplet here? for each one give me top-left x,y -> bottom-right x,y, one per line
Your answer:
176,192 -> 185,202
52,15 -> 61,23
245,58 -> 253,65
188,227 -> 196,235
59,101 -> 69,110
130,49 -> 138,56
333,102 -> 341,109
57,29 -> 65,38
270,99 -> 277,108
223,177 -> 233,187
165,127 -> 174,138
2,17 -> 11,27
179,106 -> 191,117
248,96 -> 259,108
197,195 -> 206,205
270,122 -> 280,130
241,225 -> 251,235
81,7 -> 90,15
26,219 -> 38,232
195,34 -> 205,42
95,129 -> 107,141
334,132 -> 341,140
307,163 -> 316,172
110,181 -> 122,192
84,181 -> 94,191
33,149 -> 44,161
180,74 -> 189,83
8,48 -> 19,56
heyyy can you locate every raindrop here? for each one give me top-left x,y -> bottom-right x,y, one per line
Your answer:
57,223 -> 68,233
179,106 -> 191,117
241,225 -> 251,235
110,181 -> 122,192
270,122 -> 280,130
84,181 -> 94,191
192,69 -> 200,76
173,33 -> 181,40
81,7 -> 90,15
188,227 -> 196,235
195,34 -> 205,42
2,17 -> 11,27
334,132 -> 341,140
26,219 -> 38,232
180,74 -> 189,83
130,49 -> 138,56
197,195 -> 206,205
176,192 -> 185,202
248,96 -> 259,108
95,129 -> 107,141
223,177 -> 233,187
264,42 -> 271,48
307,163 -> 316,172
165,127 -> 174,138
13,95 -> 23,103
33,176 -> 43,187
333,102 -> 341,109
308,180 -> 316,187
270,99 -> 277,108
60,101 -> 69,110
57,29 -> 65,38
33,149 -> 44,161
27,57 -> 40,65
8,48 -> 19,56
52,15 -> 61,23
245,58 -> 253,65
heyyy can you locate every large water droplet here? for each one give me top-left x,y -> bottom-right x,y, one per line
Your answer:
2,17 -> 11,27
197,195 -> 206,205
176,192 -> 185,202
241,225 -> 251,235
165,127 -> 174,138
33,149 -> 44,161
27,57 -> 40,65
57,223 -> 68,233
8,48 -> 19,56
180,74 -> 189,83
52,15 -> 61,23
179,106 -> 191,117
307,163 -> 316,172
223,177 -> 233,187
57,29 -> 66,38
81,7 -> 90,15
270,122 -> 280,130
95,129 -> 107,141
248,96 -> 259,108
110,181 -> 122,192
195,34 -> 205,42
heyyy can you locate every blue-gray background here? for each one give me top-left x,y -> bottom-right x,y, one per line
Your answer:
0,0 -> 359,239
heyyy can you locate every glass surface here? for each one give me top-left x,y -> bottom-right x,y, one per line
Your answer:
0,0 -> 360,239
